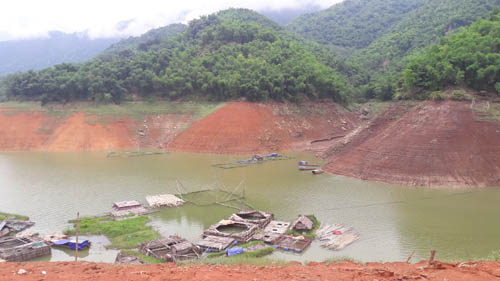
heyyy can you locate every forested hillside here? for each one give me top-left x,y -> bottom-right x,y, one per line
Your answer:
1,9 -> 351,104
289,0 -> 499,100
401,11 -> 500,98
101,24 -> 187,56
288,0 -> 426,54
350,0 -> 499,99
0,32 -> 118,76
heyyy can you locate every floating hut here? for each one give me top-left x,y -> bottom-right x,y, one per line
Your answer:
146,194 -> 185,208
0,236 -> 51,262
316,224 -> 361,251
111,200 -> 149,217
273,235 -> 312,253
291,215 -> 314,232
196,235 -> 236,252
140,235 -> 201,262
263,221 -> 291,235
203,220 -> 259,243
228,210 -> 273,228
113,200 -> 142,211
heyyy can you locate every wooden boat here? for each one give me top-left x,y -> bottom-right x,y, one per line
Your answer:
312,169 -> 325,175
299,166 -> 316,171
298,161 -> 319,167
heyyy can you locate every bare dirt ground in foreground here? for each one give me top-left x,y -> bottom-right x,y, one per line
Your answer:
1,261 -> 500,281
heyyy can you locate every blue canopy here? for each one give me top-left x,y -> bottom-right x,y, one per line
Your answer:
54,239 -> 90,250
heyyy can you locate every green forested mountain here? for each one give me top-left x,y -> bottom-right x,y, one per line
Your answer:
1,9 -> 351,104
101,24 -> 187,55
350,0 -> 499,99
288,0 -> 427,54
289,0 -> 499,100
401,11 -> 500,98
0,32 -> 119,76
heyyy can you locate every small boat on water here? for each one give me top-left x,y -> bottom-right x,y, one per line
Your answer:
299,166 -> 316,171
298,161 -> 319,167
53,239 -> 91,250
312,169 -> 325,175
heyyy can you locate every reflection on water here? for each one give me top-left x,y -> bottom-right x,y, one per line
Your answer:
0,151 -> 499,262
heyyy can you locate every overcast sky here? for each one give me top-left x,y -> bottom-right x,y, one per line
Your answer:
0,0 -> 341,41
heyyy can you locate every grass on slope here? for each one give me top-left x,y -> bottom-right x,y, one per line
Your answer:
64,216 -> 160,249
0,101 -> 224,120
0,211 -> 29,221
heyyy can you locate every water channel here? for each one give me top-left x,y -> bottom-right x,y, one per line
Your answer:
0,152 -> 499,263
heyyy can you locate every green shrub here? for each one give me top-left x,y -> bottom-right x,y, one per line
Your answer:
487,249 -> 500,261
451,90 -> 471,101
495,83 -> 500,96
64,216 -> 160,249
429,91 -> 446,101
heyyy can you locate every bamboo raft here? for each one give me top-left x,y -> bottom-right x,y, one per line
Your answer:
316,224 -> 360,251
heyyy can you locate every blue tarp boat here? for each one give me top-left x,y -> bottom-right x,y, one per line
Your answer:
53,239 -> 91,250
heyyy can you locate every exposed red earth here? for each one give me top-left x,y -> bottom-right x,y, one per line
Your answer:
168,101 -> 360,154
322,100 -> 500,188
1,261 -> 499,281
1,98 -> 500,188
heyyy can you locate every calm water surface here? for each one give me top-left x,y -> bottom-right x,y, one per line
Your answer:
1,152 -> 499,263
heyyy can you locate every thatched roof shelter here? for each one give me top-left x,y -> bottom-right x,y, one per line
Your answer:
291,215 -> 313,231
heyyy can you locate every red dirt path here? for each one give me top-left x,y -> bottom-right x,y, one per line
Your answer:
323,100 -> 500,188
1,261 -> 499,281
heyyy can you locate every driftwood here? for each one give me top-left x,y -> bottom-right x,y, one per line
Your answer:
311,135 -> 345,144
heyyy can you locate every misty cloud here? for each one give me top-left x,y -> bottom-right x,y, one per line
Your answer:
0,0 -> 341,41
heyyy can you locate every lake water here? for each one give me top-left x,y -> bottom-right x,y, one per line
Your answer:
1,152 -> 499,263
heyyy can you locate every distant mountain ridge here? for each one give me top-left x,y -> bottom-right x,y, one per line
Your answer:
0,31 -> 119,76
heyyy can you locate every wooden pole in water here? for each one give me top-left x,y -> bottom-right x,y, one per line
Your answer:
428,250 -> 436,266
406,250 -> 415,263
75,212 -> 80,262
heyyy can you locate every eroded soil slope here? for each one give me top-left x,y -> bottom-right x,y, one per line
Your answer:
1,261 -> 499,281
323,100 -> 500,187
168,102 -> 360,154
0,109 -> 195,151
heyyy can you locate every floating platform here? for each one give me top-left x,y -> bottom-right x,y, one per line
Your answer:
252,232 -> 282,244
203,220 -> 259,243
228,210 -> 273,228
316,224 -> 360,251
141,235 -> 201,262
146,194 -> 185,208
196,235 -> 236,252
264,221 -> 291,235
0,236 -> 51,262
273,235 -> 312,253
53,239 -> 91,250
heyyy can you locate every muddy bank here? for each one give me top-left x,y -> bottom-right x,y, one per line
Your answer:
0,109 -> 196,152
0,102 -> 360,154
323,100 -> 500,188
169,102 -> 360,154
1,260 -> 499,281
